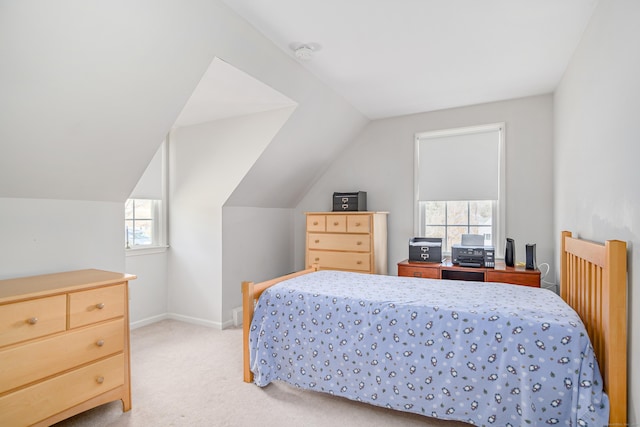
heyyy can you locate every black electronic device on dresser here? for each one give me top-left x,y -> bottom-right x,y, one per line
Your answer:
526,243 -> 537,270
332,191 -> 367,211
505,238 -> 515,267
451,234 -> 495,268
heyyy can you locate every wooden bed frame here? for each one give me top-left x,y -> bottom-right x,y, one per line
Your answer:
242,231 -> 628,425
560,230 -> 627,426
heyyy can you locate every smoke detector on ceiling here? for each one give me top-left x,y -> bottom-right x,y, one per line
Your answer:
290,42 -> 322,61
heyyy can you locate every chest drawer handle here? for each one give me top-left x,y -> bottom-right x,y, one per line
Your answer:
356,241 -> 362,245
313,221 -> 318,225
96,339 -> 105,347
96,303 -> 105,310
356,261 -> 362,265
27,317 -> 38,325
96,376 -> 105,384
333,222 -> 339,226
315,239 -> 320,243
314,257 -> 320,262
355,222 -> 361,226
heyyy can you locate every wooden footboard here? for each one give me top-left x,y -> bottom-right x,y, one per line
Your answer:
560,230 -> 627,425
242,265 -> 319,383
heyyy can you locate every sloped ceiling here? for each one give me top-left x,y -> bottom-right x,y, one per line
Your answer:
2,2 -> 595,207
0,2 -> 212,201
0,1 -> 365,206
173,58 -> 296,128
222,0 -> 598,120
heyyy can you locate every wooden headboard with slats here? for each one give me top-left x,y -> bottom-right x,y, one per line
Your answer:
560,230 -> 627,425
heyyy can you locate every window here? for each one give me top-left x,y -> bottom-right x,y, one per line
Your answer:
125,141 -> 167,251
420,200 -> 493,253
125,199 -> 162,248
415,124 -> 505,255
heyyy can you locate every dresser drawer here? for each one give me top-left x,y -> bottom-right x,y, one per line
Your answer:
0,318 -> 124,394
308,233 -> 371,252
326,215 -> 347,232
486,271 -> 541,287
306,215 -> 326,232
308,250 -> 371,272
69,284 -> 125,329
0,295 -> 66,348
347,215 -> 370,233
0,353 -> 124,426
398,264 -> 440,279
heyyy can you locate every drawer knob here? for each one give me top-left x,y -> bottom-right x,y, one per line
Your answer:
96,303 -> 105,310
355,222 -> 361,226
96,339 -> 105,347
333,222 -> 339,226
314,257 -> 320,262
357,241 -> 362,245
356,261 -> 362,265
27,317 -> 38,325
313,221 -> 318,225
96,376 -> 105,384
315,239 -> 320,243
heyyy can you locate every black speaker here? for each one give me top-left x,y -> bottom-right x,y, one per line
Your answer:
526,243 -> 537,270
505,238 -> 515,267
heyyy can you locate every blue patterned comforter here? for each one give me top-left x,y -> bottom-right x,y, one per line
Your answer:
249,270 -> 608,426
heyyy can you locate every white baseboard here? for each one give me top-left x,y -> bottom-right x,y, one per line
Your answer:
166,312 -> 225,330
130,312 -> 236,330
130,313 -> 169,330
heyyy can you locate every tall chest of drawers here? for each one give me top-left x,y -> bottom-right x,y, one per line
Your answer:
0,269 -> 136,426
305,212 -> 388,274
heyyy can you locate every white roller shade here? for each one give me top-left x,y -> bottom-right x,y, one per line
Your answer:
416,125 -> 502,201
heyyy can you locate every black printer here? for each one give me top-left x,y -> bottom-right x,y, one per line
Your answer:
451,234 -> 495,268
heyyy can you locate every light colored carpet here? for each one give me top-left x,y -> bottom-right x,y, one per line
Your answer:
54,320 -> 470,427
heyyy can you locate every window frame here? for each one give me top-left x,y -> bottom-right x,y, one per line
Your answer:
414,123 -> 505,257
125,198 -> 164,249
418,200 -> 496,255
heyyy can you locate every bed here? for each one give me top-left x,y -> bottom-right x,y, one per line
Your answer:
242,231 -> 627,426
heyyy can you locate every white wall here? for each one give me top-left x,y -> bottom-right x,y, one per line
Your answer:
222,206 -> 295,325
168,108 -> 294,328
296,95 -> 555,280
0,198 -> 124,279
126,251 -> 168,328
554,0 -> 640,422
0,1 -> 366,315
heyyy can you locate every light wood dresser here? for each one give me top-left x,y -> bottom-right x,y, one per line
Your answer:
305,211 -> 388,274
0,269 -> 136,426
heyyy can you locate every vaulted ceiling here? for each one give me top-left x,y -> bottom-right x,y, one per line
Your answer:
0,1 -> 598,207
221,0 -> 598,119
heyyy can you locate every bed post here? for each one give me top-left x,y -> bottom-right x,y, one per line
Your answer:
242,280 -> 255,383
603,239 -> 627,426
560,230 -> 571,301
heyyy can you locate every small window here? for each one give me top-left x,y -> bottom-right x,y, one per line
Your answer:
125,199 -> 162,248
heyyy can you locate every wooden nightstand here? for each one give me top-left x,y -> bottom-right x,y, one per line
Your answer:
398,258 -> 540,288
